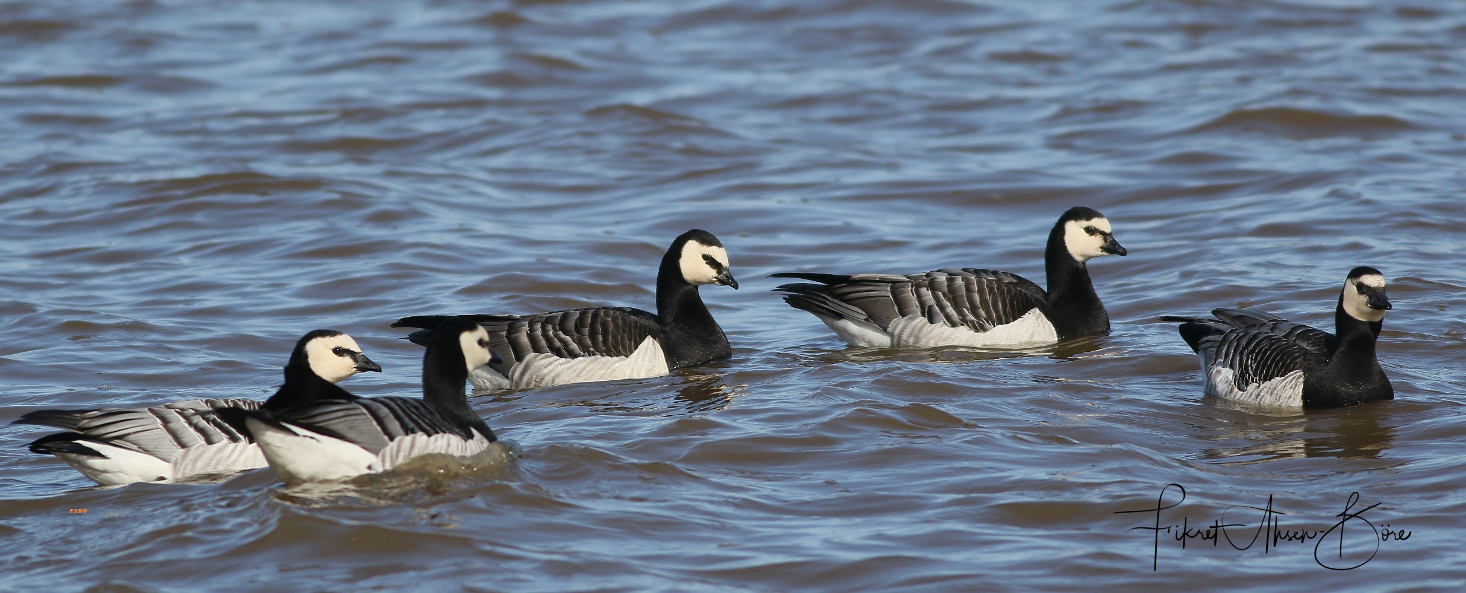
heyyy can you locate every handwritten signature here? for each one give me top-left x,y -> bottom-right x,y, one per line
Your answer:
1115,484 -> 1411,571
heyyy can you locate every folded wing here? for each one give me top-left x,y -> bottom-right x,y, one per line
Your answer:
774,268 -> 1049,332
264,397 -> 481,455
17,398 -> 261,462
396,308 -> 661,374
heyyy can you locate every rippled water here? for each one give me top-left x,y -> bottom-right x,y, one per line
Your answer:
3,0 -> 1465,591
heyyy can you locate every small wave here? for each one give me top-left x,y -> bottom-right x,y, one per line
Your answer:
126,172 -> 325,202
0,19 -> 81,41
3,73 -> 210,93
18,113 -> 113,127
986,49 -> 1069,64
4,75 -> 123,89
303,54 -> 412,75
279,135 -> 418,155
1193,106 -> 1415,138
585,103 -> 705,124
468,10 -> 533,29
511,52 -> 588,72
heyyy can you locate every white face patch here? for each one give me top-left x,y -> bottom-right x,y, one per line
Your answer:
458,326 -> 494,372
679,241 -> 732,286
1343,274 -> 1389,322
305,334 -> 368,383
1063,217 -> 1114,263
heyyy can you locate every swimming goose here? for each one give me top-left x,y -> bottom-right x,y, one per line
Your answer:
15,330 -> 380,486
772,207 -> 1126,348
238,317 -> 500,484
1163,266 -> 1393,408
392,229 -> 738,390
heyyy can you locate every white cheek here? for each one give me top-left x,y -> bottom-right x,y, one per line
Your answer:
321,361 -> 354,383
1342,283 -> 1387,323
1357,274 -> 1385,289
1063,221 -> 1105,262
458,330 -> 493,371
679,244 -> 728,285
306,336 -> 360,383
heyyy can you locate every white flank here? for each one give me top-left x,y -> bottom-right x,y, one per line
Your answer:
248,418 -> 382,484
52,442 -> 173,486
886,308 -> 1059,348
1204,366 -> 1306,408
468,366 -> 512,391
508,336 -> 671,389
819,317 -> 894,348
375,432 -> 495,470
249,417 -> 496,484
170,443 -> 267,481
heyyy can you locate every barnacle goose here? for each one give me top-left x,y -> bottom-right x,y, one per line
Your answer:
392,229 -> 738,391
15,330 -> 380,486
237,317 -> 502,484
1163,266 -> 1393,409
771,207 -> 1126,348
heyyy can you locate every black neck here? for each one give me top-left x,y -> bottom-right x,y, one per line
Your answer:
1307,302 -> 1391,407
1042,228 -> 1108,338
1326,303 -> 1385,377
263,362 -> 357,409
422,338 -> 498,441
655,257 -> 730,368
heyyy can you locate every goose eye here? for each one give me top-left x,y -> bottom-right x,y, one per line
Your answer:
1084,226 -> 1100,236
702,254 -> 723,270
478,338 -> 489,349
332,347 -> 350,356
